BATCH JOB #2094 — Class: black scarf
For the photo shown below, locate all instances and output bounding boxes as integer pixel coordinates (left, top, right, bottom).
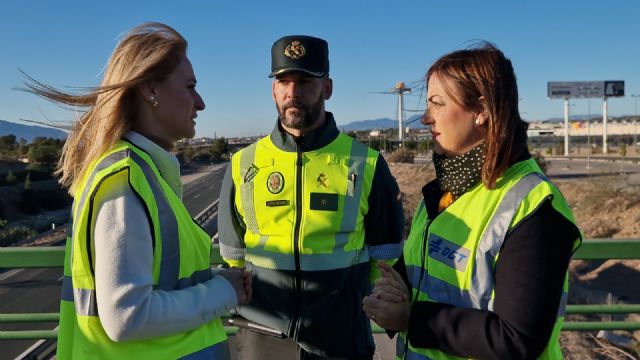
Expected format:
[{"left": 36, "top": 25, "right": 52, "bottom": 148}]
[{"left": 433, "top": 142, "right": 486, "bottom": 198}]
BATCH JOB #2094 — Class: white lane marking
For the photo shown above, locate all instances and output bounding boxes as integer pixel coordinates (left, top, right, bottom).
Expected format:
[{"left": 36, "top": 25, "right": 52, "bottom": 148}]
[
  {"left": 0, "top": 269, "right": 23, "bottom": 282},
  {"left": 14, "top": 326, "right": 59, "bottom": 360}
]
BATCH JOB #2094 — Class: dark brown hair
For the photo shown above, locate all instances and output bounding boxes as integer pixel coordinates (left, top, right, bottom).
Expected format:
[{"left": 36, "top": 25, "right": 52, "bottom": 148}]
[{"left": 427, "top": 41, "right": 528, "bottom": 189}]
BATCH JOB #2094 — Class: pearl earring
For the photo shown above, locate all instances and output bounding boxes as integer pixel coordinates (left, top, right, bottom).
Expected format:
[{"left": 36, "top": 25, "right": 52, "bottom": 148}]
[
  {"left": 475, "top": 118, "right": 481, "bottom": 125},
  {"left": 150, "top": 96, "right": 158, "bottom": 108}
]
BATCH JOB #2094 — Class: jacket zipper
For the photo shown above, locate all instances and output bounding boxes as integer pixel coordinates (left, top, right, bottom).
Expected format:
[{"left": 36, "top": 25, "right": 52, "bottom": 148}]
[{"left": 291, "top": 141, "right": 304, "bottom": 339}]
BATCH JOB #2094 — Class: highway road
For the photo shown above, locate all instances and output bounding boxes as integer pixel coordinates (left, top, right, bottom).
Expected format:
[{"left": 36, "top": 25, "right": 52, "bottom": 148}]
[
  {"left": 0, "top": 163, "right": 228, "bottom": 360},
  {"left": 545, "top": 157, "right": 640, "bottom": 178}
]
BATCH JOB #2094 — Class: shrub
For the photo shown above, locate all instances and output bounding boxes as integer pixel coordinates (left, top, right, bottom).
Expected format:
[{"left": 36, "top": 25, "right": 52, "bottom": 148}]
[
  {"left": 0, "top": 225, "right": 37, "bottom": 246},
  {"left": 532, "top": 152, "right": 549, "bottom": 173},
  {"left": 387, "top": 148, "right": 414, "bottom": 163},
  {"left": 5, "top": 170, "right": 16, "bottom": 184}
]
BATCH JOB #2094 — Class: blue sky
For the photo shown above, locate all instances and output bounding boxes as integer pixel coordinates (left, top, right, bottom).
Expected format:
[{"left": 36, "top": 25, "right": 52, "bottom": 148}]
[{"left": 1, "top": 0, "right": 639, "bottom": 138}]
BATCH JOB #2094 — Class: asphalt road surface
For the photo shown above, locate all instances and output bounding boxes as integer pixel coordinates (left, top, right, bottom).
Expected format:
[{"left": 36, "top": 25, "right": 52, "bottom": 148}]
[
  {"left": 545, "top": 157, "right": 640, "bottom": 178},
  {"left": 0, "top": 163, "right": 228, "bottom": 360}
]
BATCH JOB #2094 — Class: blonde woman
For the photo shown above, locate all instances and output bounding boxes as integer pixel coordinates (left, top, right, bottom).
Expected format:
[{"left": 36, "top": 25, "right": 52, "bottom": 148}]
[{"left": 24, "top": 22, "right": 251, "bottom": 359}]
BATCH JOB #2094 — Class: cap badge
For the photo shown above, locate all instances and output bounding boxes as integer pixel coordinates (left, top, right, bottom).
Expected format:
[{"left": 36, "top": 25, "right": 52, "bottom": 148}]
[
  {"left": 284, "top": 41, "right": 306, "bottom": 60},
  {"left": 267, "top": 172, "right": 285, "bottom": 194}
]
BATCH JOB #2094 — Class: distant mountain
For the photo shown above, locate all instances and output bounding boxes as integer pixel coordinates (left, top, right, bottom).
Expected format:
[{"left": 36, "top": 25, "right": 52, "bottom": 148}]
[
  {"left": 338, "top": 115, "right": 425, "bottom": 132},
  {"left": 0, "top": 119, "right": 67, "bottom": 142}
]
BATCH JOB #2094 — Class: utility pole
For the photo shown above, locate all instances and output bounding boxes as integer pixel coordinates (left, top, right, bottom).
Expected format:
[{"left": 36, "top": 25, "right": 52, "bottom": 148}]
[
  {"left": 392, "top": 82, "right": 411, "bottom": 145},
  {"left": 632, "top": 94, "right": 639, "bottom": 151}
]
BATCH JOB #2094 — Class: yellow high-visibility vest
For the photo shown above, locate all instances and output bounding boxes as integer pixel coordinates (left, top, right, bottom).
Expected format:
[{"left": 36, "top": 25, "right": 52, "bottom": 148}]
[
  {"left": 399, "top": 158, "right": 581, "bottom": 360},
  {"left": 57, "top": 141, "right": 227, "bottom": 359}
]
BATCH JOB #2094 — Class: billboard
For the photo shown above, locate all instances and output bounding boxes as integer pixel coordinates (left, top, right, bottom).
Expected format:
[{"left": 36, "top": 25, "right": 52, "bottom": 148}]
[{"left": 547, "top": 81, "right": 625, "bottom": 99}]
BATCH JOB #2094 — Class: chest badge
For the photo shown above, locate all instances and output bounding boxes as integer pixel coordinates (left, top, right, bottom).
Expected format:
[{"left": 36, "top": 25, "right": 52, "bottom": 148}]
[
  {"left": 267, "top": 171, "right": 285, "bottom": 194},
  {"left": 317, "top": 173, "right": 328, "bottom": 188}
]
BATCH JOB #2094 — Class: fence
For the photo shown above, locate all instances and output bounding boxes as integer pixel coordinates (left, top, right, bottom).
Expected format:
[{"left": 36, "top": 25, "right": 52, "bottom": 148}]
[{"left": 2, "top": 238, "right": 640, "bottom": 342}]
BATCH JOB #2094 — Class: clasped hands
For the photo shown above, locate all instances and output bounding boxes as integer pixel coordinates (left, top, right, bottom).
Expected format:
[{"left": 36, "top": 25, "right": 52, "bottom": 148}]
[
  {"left": 218, "top": 267, "right": 253, "bottom": 305},
  {"left": 362, "top": 262, "right": 411, "bottom": 331}
]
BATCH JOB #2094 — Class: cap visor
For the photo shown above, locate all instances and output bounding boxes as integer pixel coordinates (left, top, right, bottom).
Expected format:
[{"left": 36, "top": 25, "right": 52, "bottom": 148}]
[{"left": 269, "top": 68, "right": 325, "bottom": 78}]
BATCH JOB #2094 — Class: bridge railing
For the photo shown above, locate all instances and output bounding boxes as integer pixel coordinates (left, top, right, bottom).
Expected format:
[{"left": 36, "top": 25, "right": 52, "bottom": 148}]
[{"left": 1, "top": 239, "right": 640, "bottom": 340}]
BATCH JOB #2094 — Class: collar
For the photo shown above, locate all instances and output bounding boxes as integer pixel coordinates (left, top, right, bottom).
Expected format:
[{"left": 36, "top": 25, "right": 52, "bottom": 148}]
[
  {"left": 269, "top": 112, "right": 340, "bottom": 152},
  {"left": 123, "top": 131, "right": 183, "bottom": 198}
]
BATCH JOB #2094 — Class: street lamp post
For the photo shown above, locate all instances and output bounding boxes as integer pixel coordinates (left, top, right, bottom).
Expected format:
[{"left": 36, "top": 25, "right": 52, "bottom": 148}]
[
  {"left": 632, "top": 94, "right": 639, "bottom": 152},
  {"left": 586, "top": 99, "right": 591, "bottom": 170}
]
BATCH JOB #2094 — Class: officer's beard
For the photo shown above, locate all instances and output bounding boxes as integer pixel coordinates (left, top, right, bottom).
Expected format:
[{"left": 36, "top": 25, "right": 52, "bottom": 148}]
[{"left": 277, "top": 92, "right": 324, "bottom": 131}]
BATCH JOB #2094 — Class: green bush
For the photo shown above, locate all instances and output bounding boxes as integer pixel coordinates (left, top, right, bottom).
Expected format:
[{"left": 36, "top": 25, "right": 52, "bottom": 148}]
[
  {"left": 19, "top": 187, "right": 71, "bottom": 214},
  {"left": 532, "top": 152, "right": 549, "bottom": 173},
  {"left": 0, "top": 225, "right": 37, "bottom": 246},
  {"left": 5, "top": 170, "right": 17, "bottom": 184},
  {"left": 387, "top": 148, "right": 414, "bottom": 163}
]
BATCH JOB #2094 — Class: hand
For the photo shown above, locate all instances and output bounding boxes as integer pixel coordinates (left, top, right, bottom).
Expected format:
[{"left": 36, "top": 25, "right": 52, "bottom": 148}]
[
  {"left": 372, "top": 262, "right": 409, "bottom": 303},
  {"left": 218, "top": 268, "right": 252, "bottom": 305},
  {"left": 362, "top": 293, "right": 410, "bottom": 331},
  {"left": 362, "top": 262, "right": 411, "bottom": 331}
]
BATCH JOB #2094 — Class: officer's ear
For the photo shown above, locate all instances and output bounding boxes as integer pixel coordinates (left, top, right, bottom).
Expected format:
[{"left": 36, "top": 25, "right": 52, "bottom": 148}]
[
  {"left": 272, "top": 80, "right": 277, "bottom": 102},
  {"left": 323, "top": 77, "right": 333, "bottom": 100}
]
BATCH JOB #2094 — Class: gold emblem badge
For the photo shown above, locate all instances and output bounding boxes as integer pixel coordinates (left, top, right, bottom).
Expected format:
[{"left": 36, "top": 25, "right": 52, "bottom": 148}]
[
  {"left": 284, "top": 41, "right": 306, "bottom": 59},
  {"left": 317, "top": 173, "right": 328, "bottom": 188},
  {"left": 267, "top": 172, "right": 285, "bottom": 194}
]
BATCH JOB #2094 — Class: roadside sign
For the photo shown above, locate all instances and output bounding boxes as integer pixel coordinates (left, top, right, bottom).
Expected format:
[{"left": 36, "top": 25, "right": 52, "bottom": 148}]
[{"left": 547, "top": 81, "right": 625, "bottom": 99}]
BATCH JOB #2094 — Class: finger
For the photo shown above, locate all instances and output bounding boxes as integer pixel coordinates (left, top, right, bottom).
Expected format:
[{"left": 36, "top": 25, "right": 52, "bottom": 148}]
[
  {"left": 377, "top": 261, "right": 393, "bottom": 272},
  {"left": 374, "top": 277, "right": 407, "bottom": 295},
  {"left": 372, "top": 291, "right": 406, "bottom": 303}
]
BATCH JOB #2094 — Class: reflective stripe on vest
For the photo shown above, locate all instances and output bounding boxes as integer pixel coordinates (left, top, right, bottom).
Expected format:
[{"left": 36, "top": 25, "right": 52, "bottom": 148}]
[
  {"left": 396, "top": 336, "right": 435, "bottom": 360},
  {"left": 179, "top": 340, "right": 229, "bottom": 359},
  {"left": 61, "top": 268, "right": 212, "bottom": 316},
  {"left": 469, "top": 172, "right": 545, "bottom": 311}
]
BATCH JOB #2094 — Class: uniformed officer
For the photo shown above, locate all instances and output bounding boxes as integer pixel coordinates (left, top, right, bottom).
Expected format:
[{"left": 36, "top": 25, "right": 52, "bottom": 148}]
[{"left": 218, "top": 35, "right": 404, "bottom": 360}]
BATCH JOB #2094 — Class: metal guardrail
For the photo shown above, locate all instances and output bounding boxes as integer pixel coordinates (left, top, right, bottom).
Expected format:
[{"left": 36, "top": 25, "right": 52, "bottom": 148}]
[
  {"left": 2, "top": 239, "right": 640, "bottom": 341},
  {"left": 194, "top": 199, "right": 219, "bottom": 225}
]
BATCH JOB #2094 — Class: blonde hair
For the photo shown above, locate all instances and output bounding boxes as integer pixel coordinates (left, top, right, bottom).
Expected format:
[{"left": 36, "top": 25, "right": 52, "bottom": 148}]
[{"left": 23, "top": 22, "right": 187, "bottom": 194}]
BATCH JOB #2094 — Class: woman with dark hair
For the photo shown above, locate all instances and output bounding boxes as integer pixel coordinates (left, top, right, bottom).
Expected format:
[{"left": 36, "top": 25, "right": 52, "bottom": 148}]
[
  {"left": 24, "top": 22, "right": 251, "bottom": 359},
  {"left": 362, "top": 42, "right": 581, "bottom": 359}
]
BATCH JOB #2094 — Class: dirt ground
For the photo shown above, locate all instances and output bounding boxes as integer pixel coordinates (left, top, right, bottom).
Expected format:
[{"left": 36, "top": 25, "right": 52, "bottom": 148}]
[{"left": 388, "top": 162, "right": 640, "bottom": 359}]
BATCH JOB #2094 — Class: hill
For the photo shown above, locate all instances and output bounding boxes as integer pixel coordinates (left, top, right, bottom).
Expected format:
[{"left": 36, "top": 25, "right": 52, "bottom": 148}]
[
  {"left": 338, "top": 114, "right": 425, "bottom": 132},
  {"left": 0, "top": 119, "right": 67, "bottom": 142}
]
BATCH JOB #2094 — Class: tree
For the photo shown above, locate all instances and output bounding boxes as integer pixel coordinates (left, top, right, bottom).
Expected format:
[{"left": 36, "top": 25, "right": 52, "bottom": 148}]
[
  {"left": 24, "top": 171, "right": 32, "bottom": 190},
  {"left": 5, "top": 170, "right": 17, "bottom": 184},
  {"left": 0, "top": 134, "right": 17, "bottom": 160},
  {"left": 404, "top": 140, "right": 418, "bottom": 151},
  {"left": 209, "top": 138, "right": 229, "bottom": 161},
  {"left": 418, "top": 139, "right": 431, "bottom": 154},
  {"left": 27, "top": 144, "right": 60, "bottom": 165}
]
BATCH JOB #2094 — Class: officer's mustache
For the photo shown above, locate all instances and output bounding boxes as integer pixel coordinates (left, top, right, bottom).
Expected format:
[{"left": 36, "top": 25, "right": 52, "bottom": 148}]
[{"left": 283, "top": 100, "right": 307, "bottom": 112}]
